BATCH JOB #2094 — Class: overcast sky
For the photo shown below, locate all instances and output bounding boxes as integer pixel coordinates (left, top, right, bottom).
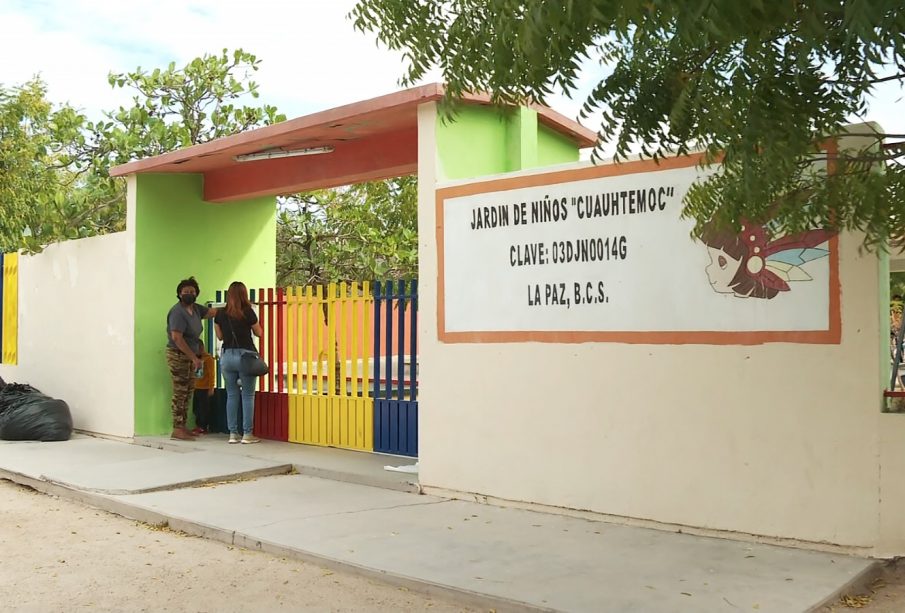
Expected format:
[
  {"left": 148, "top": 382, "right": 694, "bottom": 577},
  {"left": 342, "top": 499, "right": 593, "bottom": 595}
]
[{"left": 1, "top": 0, "right": 902, "bottom": 144}]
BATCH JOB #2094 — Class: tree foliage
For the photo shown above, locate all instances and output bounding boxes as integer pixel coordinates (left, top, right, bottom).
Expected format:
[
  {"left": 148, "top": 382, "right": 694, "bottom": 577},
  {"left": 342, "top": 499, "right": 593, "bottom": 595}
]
[
  {"left": 79, "top": 48, "right": 286, "bottom": 247},
  {"left": 277, "top": 176, "right": 418, "bottom": 286},
  {"left": 0, "top": 50, "right": 285, "bottom": 253},
  {"left": 92, "top": 49, "right": 283, "bottom": 166},
  {"left": 352, "top": 0, "right": 905, "bottom": 246},
  {"left": 1, "top": 49, "right": 419, "bottom": 284},
  {"left": 0, "top": 80, "right": 88, "bottom": 252}
]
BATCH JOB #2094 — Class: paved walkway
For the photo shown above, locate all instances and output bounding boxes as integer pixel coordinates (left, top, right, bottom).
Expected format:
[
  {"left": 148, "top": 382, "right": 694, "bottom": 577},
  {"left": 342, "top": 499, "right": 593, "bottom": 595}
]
[{"left": 0, "top": 434, "right": 876, "bottom": 612}]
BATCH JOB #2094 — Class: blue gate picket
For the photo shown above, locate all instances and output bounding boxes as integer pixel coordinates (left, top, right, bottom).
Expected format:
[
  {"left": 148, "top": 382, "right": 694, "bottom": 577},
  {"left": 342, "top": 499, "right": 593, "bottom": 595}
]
[{"left": 373, "top": 279, "right": 418, "bottom": 457}]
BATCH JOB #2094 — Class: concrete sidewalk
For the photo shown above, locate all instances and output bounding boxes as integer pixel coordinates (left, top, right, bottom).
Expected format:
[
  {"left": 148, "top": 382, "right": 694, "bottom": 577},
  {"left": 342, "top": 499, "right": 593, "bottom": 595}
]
[
  {"left": 0, "top": 436, "right": 292, "bottom": 494},
  {"left": 133, "top": 432, "right": 421, "bottom": 493},
  {"left": 0, "top": 435, "right": 876, "bottom": 612}
]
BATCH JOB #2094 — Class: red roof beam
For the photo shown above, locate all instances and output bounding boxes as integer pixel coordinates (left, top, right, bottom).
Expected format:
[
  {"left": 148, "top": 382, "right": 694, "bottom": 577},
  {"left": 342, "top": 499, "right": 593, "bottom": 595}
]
[{"left": 202, "top": 127, "right": 418, "bottom": 202}]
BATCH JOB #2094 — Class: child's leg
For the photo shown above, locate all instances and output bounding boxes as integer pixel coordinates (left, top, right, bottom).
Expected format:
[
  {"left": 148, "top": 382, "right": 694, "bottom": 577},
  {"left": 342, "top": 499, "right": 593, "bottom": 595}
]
[
  {"left": 198, "top": 390, "right": 211, "bottom": 430},
  {"left": 192, "top": 389, "right": 204, "bottom": 428}
]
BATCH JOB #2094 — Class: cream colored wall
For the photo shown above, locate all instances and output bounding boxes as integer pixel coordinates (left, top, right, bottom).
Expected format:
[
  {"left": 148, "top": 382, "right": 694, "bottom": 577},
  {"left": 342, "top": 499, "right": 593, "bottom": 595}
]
[
  {"left": 418, "top": 106, "right": 893, "bottom": 550},
  {"left": 0, "top": 228, "right": 135, "bottom": 438},
  {"left": 878, "top": 414, "right": 905, "bottom": 555}
]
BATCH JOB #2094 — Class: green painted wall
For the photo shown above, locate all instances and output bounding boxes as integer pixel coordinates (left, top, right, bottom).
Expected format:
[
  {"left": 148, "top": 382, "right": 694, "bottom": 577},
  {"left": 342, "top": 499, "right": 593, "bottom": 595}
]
[
  {"left": 506, "top": 108, "right": 538, "bottom": 170},
  {"left": 436, "top": 105, "right": 581, "bottom": 181},
  {"left": 133, "top": 173, "right": 276, "bottom": 435},
  {"left": 537, "top": 123, "right": 580, "bottom": 166},
  {"left": 436, "top": 106, "right": 510, "bottom": 181}
]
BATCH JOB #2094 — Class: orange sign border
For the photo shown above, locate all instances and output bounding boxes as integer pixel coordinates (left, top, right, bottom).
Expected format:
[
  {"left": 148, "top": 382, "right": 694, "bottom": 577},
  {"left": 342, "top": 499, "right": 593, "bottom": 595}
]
[{"left": 435, "top": 153, "right": 841, "bottom": 345}]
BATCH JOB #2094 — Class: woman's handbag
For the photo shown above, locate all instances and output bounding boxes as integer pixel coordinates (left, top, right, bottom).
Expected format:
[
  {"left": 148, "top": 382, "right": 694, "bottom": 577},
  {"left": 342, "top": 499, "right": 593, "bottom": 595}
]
[
  {"left": 240, "top": 351, "right": 269, "bottom": 377},
  {"left": 226, "top": 315, "right": 269, "bottom": 376}
]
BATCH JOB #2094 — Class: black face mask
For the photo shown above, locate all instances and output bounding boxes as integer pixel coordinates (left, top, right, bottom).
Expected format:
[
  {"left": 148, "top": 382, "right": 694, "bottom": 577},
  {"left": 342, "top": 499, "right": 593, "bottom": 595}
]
[{"left": 179, "top": 294, "right": 197, "bottom": 305}]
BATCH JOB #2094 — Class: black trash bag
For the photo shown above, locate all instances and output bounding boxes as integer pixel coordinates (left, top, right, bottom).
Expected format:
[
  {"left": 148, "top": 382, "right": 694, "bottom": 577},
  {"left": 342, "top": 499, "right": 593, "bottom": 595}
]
[{"left": 0, "top": 383, "right": 73, "bottom": 441}]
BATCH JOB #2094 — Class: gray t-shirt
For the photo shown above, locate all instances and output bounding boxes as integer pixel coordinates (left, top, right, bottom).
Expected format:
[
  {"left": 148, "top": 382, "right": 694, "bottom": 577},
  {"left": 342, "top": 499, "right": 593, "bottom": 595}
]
[{"left": 166, "top": 302, "right": 209, "bottom": 354}]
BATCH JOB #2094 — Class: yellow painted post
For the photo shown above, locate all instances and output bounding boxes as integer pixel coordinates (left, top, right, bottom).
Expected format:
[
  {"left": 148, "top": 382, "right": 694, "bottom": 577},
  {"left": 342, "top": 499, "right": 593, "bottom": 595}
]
[
  {"left": 310, "top": 285, "right": 321, "bottom": 444},
  {"left": 362, "top": 281, "right": 373, "bottom": 450},
  {"left": 288, "top": 286, "right": 308, "bottom": 445},
  {"left": 2, "top": 253, "right": 18, "bottom": 365},
  {"left": 350, "top": 281, "right": 360, "bottom": 399},
  {"left": 307, "top": 285, "right": 316, "bottom": 442},
  {"left": 305, "top": 285, "right": 314, "bottom": 396},
  {"left": 351, "top": 282, "right": 362, "bottom": 448},
  {"left": 339, "top": 282, "right": 348, "bottom": 399},
  {"left": 338, "top": 282, "right": 348, "bottom": 447},
  {"left": 288, "top": 394, "right": 298, "bottom": 442},
  {"left": 286, "top": 287, "right": 299, "bottom": 443},
  {"left": 286, "top": 287, "right": 296, "bottom": 395},
  {"left": 325, "top": 282, "right": 336, "bottom": 445},
  {"left": 327, "top": 282, "right": 337, "bottom": 395},
  {"left": 317, "top": 283, "right": 336, "bottom": 445},
  {"left": 315, "top": 284, "right": 323, "bottom": 396},
  {"left": 362, "top": 282, "right": 371, "bottom": 401}
]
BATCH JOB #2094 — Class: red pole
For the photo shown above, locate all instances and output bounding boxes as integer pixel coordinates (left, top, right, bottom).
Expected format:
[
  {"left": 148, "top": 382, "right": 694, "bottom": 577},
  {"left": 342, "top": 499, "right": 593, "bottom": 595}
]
[
  {"left": 266, "top": 287, "right": 275, "bottom": 393},
  {"left": 276, "top": 287, "right": 285, "bottom": 395}
]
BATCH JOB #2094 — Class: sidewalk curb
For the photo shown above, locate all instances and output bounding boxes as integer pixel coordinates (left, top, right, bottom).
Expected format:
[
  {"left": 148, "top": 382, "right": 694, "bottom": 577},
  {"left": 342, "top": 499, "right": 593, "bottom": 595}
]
[
  {"left": 291, "top": 464, "right": 422, "bottom": 494},
  {"left": 0, "top": 468, "right": 550, "bottom": 613},
  {"left": 131, "top": 437, "right": 421, "bottom": 494},
  {"left": 806, "top": 559, "right": 884, "bottom": 611},
  {"left": 43, "top": 463, "right": 294, "bottom": 495}
]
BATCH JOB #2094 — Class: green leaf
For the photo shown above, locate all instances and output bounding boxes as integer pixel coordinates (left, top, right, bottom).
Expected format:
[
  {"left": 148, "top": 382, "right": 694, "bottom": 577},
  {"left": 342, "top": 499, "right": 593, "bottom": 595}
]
[{"left": 350, "top": 0, "right": 905, "bottom": 246}]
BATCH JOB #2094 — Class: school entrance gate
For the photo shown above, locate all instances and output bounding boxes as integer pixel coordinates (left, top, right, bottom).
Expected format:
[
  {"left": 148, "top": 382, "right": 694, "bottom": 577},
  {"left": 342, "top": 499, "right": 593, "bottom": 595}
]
[
  {"left": 111, "top": 83, "right": 591, "bottom": 458},
  {"left": 205, "top": 281, "right": 419, "bottom": 457}
]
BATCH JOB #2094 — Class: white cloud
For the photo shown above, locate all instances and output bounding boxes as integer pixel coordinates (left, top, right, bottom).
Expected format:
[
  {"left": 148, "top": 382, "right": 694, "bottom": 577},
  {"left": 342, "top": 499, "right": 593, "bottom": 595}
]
[
  {"left": 0, "top": 0, "right": 901, "bottom": 143},
  {"left": 0, "top": 0, "right": 423, "bottom": 120}
]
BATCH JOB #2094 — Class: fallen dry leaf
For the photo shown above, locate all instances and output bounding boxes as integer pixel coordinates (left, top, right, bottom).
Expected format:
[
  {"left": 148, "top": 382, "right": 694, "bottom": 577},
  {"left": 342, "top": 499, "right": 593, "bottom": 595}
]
[{"left": 839, "top": 594, "right": 872, "bottom": 608}]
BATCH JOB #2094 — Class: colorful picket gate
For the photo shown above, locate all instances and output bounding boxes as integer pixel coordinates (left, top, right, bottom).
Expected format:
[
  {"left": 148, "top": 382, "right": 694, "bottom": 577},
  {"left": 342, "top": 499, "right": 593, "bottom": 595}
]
[
  {"left": 206, "top": 280, "right": 418, "bottom": 457},
  {"left": 1, "top": 253, "right": 18, "bottom": 365},
  {"left": 374, "top": 280, "right": 418, "bottom": 456},
  {"left": 284, "top": 282, "right": 374, "bottom": 450},
  {"left": 254, "top": 288, "right": 290, "bottom": 442}
]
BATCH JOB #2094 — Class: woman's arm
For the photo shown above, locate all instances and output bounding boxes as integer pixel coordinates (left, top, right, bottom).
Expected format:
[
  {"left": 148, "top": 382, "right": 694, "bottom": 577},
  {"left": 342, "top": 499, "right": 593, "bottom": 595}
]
[
  {"left": 170, "top": 330, "right": 201, "bottom": 369},
  {"left": 251, "top": 322, "right": 263, "bottom": 338},
  {"left": 214, "top": 323, "right": 224, "bottom": 341}
]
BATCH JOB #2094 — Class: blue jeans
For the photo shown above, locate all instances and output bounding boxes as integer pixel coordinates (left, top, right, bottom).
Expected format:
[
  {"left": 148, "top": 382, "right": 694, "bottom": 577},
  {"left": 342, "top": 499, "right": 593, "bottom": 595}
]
[{"left": 220, "top": 348, "right": 258, "bottom": 435}]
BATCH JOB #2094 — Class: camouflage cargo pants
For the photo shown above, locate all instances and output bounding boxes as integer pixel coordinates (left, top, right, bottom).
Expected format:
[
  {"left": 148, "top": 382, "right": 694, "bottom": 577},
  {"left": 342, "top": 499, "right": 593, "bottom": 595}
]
[{"left": 166, "top": 347, "right": 194, "bottom": 428}]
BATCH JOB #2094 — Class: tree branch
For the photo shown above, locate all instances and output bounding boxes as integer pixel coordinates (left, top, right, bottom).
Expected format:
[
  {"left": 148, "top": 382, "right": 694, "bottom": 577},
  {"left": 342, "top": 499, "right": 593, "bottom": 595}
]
[{"left": 824, "top": 72, "right": 905, "bottom": 85}]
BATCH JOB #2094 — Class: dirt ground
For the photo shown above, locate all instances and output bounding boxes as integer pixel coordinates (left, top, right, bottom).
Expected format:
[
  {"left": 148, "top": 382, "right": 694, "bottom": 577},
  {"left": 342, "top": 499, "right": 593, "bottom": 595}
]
[
  {"left": 823, "top": 560, "right": 905, "bottom": 612},
  {"left": 0, "top": 479, "right": 473, "bottom": 612},
  {"left": 12, "top": 476, "right": 905, "bottom": 613}
]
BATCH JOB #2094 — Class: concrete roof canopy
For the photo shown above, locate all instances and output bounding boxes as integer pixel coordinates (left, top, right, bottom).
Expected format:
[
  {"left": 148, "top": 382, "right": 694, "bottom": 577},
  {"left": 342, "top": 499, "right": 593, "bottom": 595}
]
[{"left": 110, "top": 83, "right": 597, "bottom": 202}]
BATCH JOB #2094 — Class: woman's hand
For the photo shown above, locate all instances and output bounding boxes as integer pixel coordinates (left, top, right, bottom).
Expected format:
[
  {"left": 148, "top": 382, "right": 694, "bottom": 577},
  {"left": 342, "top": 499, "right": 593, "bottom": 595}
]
[{"left": 171, "top": 330, "right": 199, "bottom": 366}]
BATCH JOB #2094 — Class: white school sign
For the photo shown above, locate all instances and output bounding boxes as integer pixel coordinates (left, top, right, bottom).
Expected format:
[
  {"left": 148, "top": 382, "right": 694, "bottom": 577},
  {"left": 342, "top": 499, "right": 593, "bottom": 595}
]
[{"left": 436, "top": 155, "right": 839, "bottom": 344}]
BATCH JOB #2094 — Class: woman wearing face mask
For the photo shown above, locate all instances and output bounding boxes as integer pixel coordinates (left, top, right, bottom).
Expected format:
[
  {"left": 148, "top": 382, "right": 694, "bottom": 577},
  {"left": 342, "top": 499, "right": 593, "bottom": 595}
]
[{"left": 166, "top": 276, "right": 217, "bottom": 440}]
